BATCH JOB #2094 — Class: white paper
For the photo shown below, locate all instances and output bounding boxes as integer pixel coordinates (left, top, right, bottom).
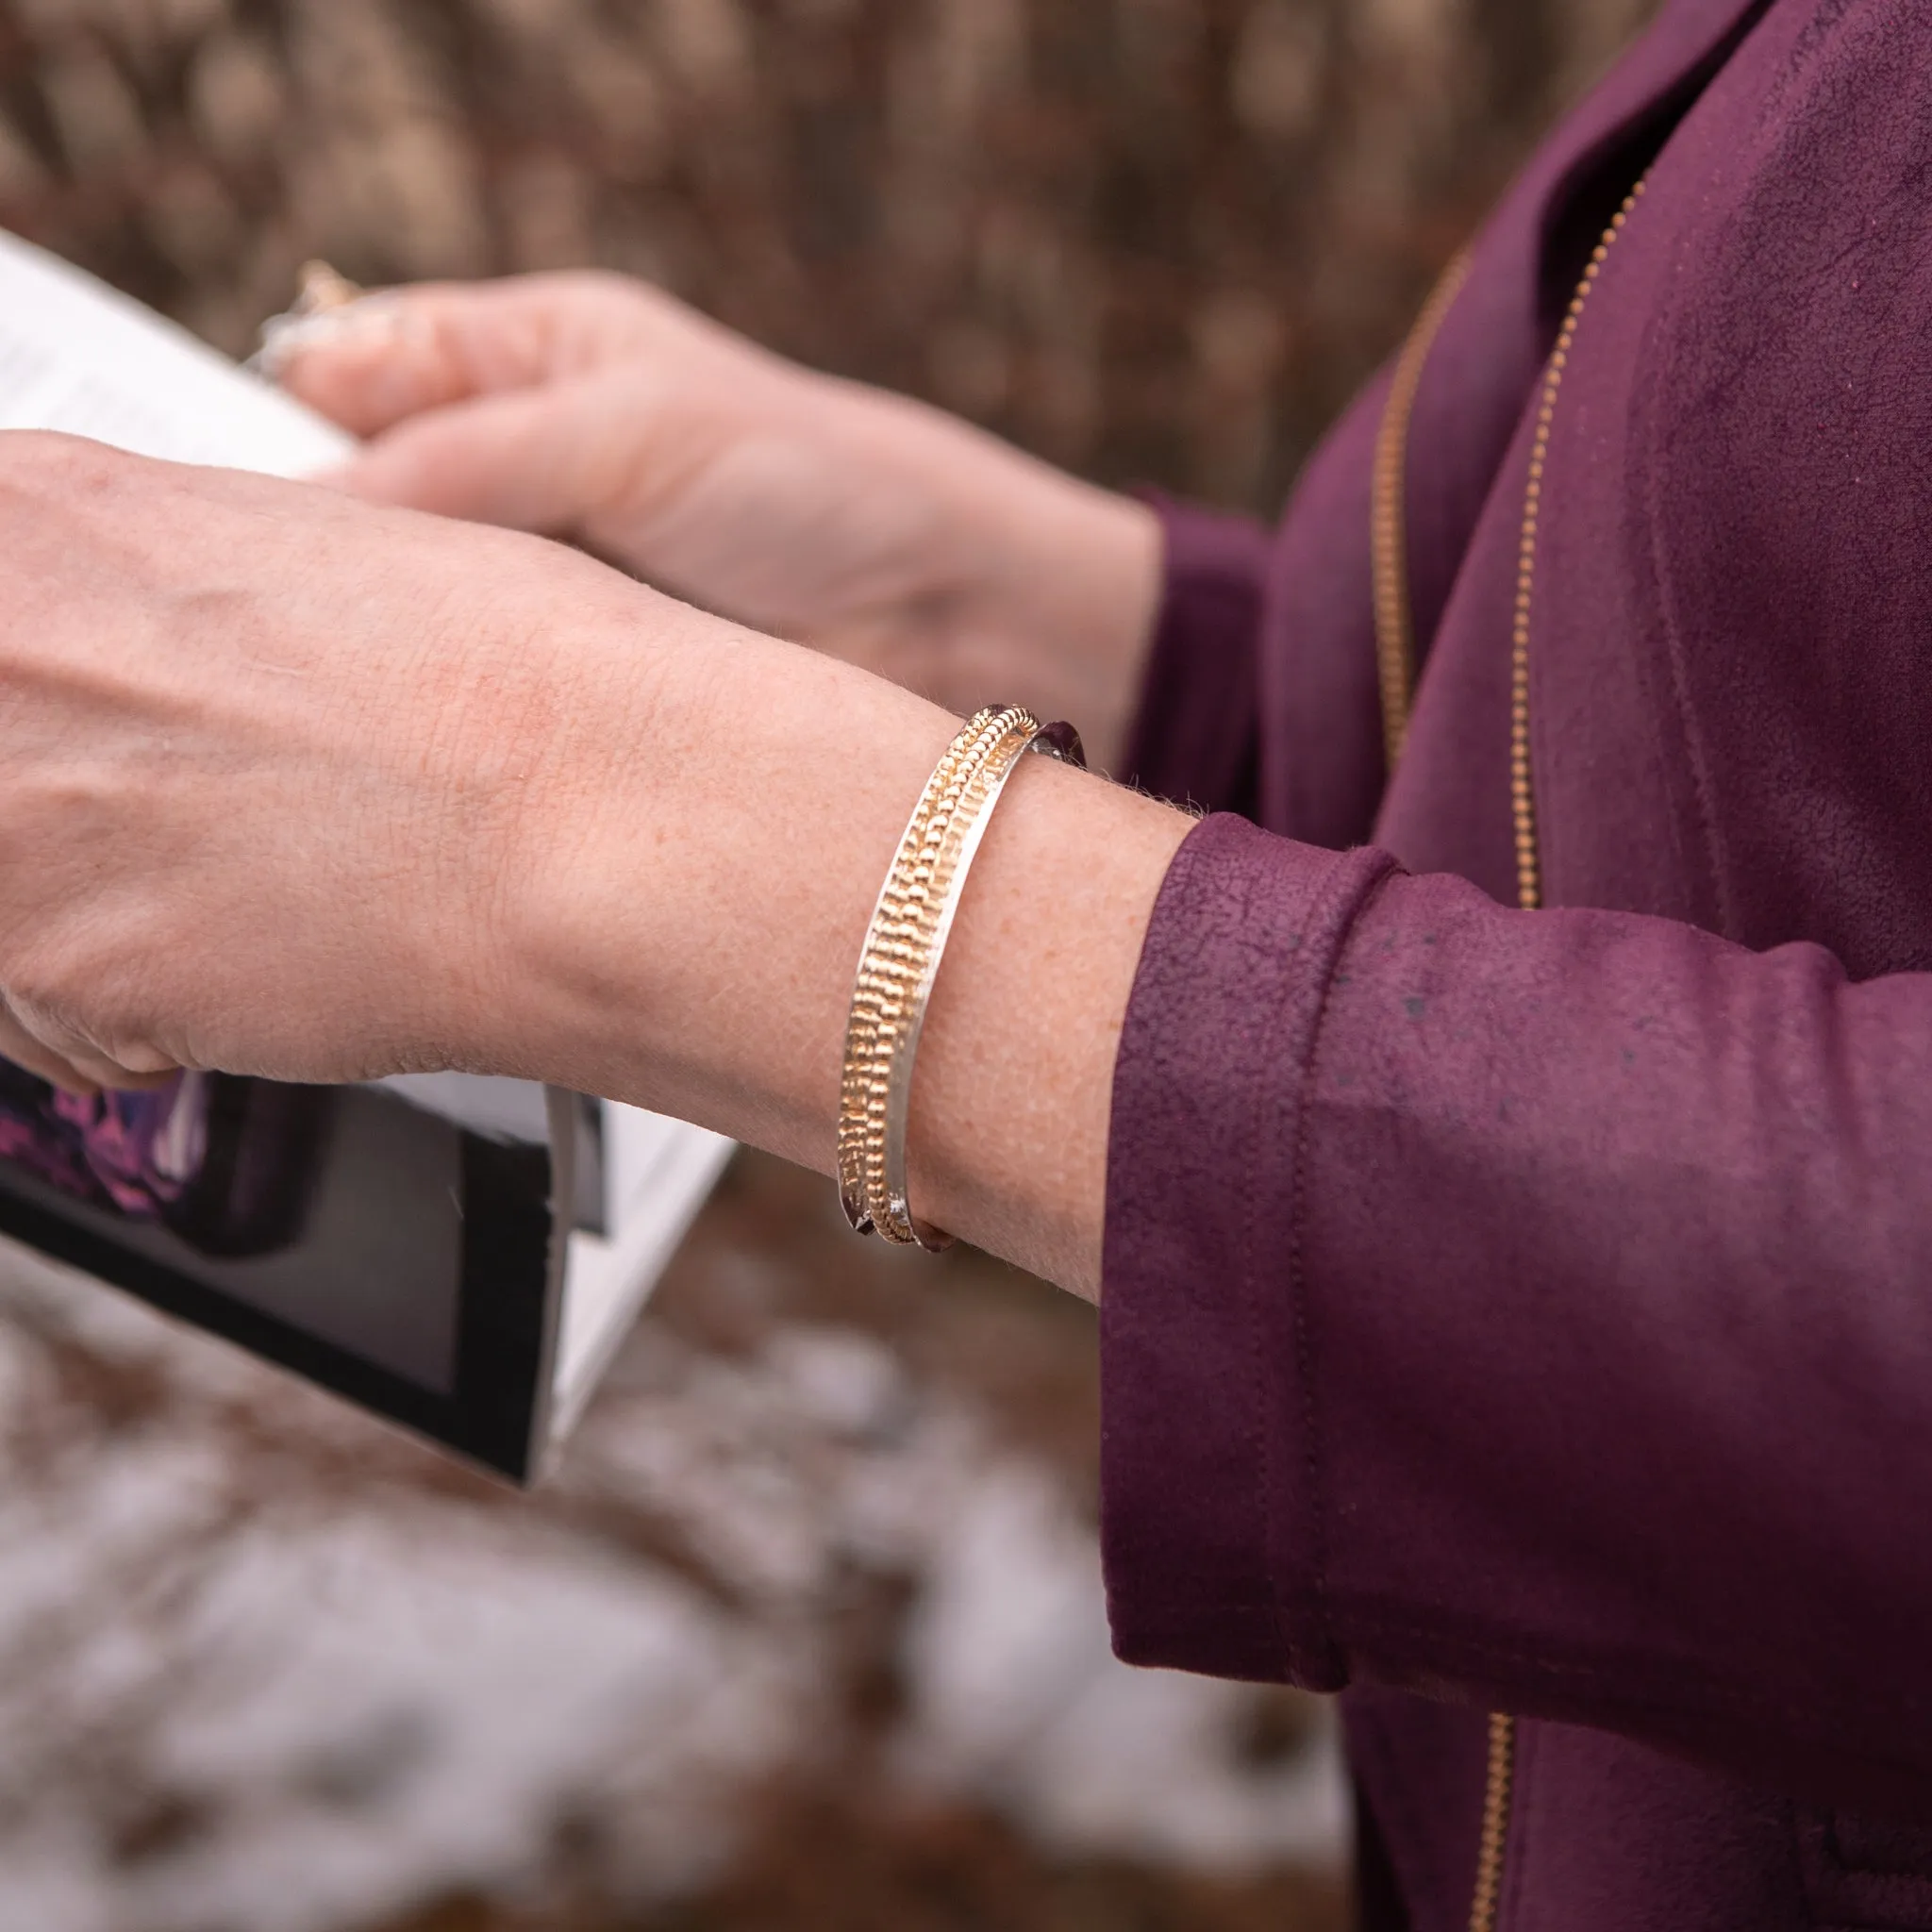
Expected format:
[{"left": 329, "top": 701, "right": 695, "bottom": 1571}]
[
  {"left": 552, "top": 1111, "right": 734, "bottom": 1437},
  {"left": 0, "top": 229, "right": 352, "bottom": 474}
]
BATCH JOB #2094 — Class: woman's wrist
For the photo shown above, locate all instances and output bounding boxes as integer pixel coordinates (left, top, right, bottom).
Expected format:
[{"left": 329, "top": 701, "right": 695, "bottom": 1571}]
[
  {"left": 494, "top": 589, "right": 1189, "bottom": 1295},
  {"left": 923, "top": 441, "right": 1163, "bottom": 774},
  {"left": 897, "top": 741, "right": 1191, "bottom": 1288},
  {"left": 798, "top": 379, "right": 1164, "bottom": 772}
]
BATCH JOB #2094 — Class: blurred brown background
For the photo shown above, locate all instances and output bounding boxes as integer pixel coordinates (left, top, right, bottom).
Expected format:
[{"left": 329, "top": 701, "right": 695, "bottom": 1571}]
[
  {"left": 0, "top": 0, "right": 1658, "bottom": 511},
  {"left": 0, "top": 3, "right": 1656, "bottom": 1929}
]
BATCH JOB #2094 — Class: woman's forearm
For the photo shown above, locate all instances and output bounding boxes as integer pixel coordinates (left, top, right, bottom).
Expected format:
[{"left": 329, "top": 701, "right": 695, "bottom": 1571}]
[
  {"left": 496, "top": 607, "right": 1191, "bottom": 1296},
  {"left": 0, "top": 434, "right": 1182, "bottom": 1292}
]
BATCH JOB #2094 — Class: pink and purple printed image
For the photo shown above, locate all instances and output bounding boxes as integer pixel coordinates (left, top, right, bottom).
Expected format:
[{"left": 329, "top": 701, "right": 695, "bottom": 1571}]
[{"left": 0, "top": 1067, "right": 208, "bottom": 1221}]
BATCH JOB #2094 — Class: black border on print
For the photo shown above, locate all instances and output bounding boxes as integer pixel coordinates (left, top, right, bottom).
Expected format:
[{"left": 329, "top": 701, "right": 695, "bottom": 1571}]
[{"left": 0, "top": 1120, "right": 554, "bottom": 1483}]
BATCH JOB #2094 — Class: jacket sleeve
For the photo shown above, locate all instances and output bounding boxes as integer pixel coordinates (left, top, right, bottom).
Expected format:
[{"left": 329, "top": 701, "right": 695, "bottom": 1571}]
[
  {"left": 1121, "top": 368, "right": 1397, "bottom": 843},
  {"left": 1118, "top": 496, "right": 1269, "bottom": 817},
  {"left": 1101, "top": 813, "right": 1932, "bottom": 1816}
]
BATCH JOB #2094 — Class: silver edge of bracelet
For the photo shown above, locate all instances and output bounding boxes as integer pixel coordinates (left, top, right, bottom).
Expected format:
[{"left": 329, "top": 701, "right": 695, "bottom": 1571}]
[{"left": 882, "top": 719, "right": 1086, "bottom": 1251}]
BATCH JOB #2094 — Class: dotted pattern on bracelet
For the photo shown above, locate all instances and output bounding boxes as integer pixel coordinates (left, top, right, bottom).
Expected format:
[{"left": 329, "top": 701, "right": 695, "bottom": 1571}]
[
  {"left": 836, "top": 707, "right": 1008, "bottom": 1230},
  {"left": 837, "top": 706, "right": 1038, "bottom": 1242},
  {"left": 875, "top": 716, "right": 1043, "bottom": 1243},
  {"left": 838, "top": 707, "right": 1031, "bottom": 1239}
]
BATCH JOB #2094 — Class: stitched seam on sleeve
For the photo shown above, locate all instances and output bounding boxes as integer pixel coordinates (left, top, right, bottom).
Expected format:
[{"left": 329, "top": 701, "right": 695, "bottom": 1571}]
[
  {"left": 1231, "top": 861, "right": 1293, "bottom": 1677},
  {"left": 1261, "top": 848, "right": 1401, "bottom": 1686}
]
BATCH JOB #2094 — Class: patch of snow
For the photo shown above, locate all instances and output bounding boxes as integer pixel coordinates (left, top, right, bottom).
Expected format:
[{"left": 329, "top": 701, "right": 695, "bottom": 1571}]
[
  {"left": 0, "top": 1254, "right": 1347, "bottom": 1929},
  {"left": 896, "top": 1461, "right": 1350, "bottom": 1870}
]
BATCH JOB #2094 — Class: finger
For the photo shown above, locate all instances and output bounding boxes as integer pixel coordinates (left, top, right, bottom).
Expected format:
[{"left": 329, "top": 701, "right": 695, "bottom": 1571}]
[
  {"left": 0, "top": 1007, "right": 103, "bottom": 1097},
  {"left": 320, "top": 382, "right": 631, "bottom": 535},
  {"left": 276, "top": 275, "right": 645, "bottom": 441},
  {"left": 0, "top": 995, "right": 180, "bottom": 1095}
]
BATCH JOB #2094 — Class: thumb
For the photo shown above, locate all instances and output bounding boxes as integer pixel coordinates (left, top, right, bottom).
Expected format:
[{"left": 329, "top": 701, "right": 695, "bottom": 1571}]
[
  {"left": 316, "top": 382, "right": 625, "bottom": 537},
  {"left": 275, "top": 275, "right": 641, "bottom": 441}
]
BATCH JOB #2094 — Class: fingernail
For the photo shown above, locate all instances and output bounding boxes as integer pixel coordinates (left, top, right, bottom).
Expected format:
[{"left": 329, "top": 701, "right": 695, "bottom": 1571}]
[
  {"left": 296, "top": 259, "right": 365, "bottom": 311},
  {"left": 249, "top": 295, "right": 404, "bottom": 382}
]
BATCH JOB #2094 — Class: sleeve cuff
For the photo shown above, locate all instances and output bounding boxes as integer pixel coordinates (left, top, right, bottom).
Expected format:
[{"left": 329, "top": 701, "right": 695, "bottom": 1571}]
[
  {"left": 1119, "top": 497, "right": 1271, "bottom": 815},
  {"left": 1099, "top": 812, "right": 1396, "bottom": 1685}
]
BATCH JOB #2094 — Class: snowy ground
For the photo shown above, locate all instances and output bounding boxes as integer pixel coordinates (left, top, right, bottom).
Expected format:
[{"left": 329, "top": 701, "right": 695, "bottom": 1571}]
[{"left": 0, "top": 1154, "right": 1346, "bottom": 1932}]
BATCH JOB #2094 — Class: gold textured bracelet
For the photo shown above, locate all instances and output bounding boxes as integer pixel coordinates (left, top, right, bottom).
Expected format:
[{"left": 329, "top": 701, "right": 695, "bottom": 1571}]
[{"left": 838, "top": 706, "right": 1085, "bottom": 1250}]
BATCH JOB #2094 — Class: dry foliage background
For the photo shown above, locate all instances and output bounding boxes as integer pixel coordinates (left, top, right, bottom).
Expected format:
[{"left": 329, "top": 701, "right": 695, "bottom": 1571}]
[
  {"left": 0, "top": 2, "right": 1658, "bottom": 1929},
  {"left": 0, "top": 0, "right": 1657, "bottom": 510}
]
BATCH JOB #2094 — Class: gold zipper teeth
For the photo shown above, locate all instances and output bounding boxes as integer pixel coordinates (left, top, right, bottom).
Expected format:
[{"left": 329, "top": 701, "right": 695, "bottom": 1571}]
[
  {"left": 1468, "top": 1710, "right": 1517, "bottom": 1932},
  {"left": 1511, "top": 181, "right": 1646, "bottom": 918}
]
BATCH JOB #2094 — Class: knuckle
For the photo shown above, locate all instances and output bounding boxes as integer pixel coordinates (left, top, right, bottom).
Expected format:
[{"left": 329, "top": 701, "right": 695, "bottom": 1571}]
[
  {"left": 7, "top": 924, "right": 137, "bottom": 1050},
  {"left": 10, "top": 429, "right": 127, "bottom": 492},
  {"left": 0, "top": 432, "right": 158, "bottom": 544},
  {"left": 6, "top": 941, "right": 76, "bottom": 1028},
  {"left": 544, "top": 268, "right": 669, "bottom": 335},
  {"left": 0, "top": 428, "right": 70, "bottom": 495},
  {"left": 550, "top": 267, "right": 635, "bottom": 305}
]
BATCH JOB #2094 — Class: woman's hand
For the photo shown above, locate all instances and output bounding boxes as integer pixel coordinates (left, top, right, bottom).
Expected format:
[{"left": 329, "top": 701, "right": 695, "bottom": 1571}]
[
  {"left": 0, "top": 430, "right": 660, "bottom": 1093},
  {"left": 0, "top": 431, "right": 1188, "bottom": 1291},
  {"left": 276, "top": 273, "right": 1162, "bottom": 772}
]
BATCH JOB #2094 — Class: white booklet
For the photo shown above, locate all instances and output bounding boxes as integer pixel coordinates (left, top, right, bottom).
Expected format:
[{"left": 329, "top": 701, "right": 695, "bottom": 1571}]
[{"left": 0, "top": 228, "right": 732, "bottom": 1480}]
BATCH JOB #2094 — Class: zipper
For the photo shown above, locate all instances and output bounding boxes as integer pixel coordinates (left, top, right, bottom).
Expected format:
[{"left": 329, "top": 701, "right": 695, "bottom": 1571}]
[
  {"left": 1467, "top": 1711, "right": 1517, "bottom": 1932},
  {"left": 1369, "top": 180, "right": 1648, "bottom": 1932},
  {"left": 1511, "top": 182, "right": 1647, "bottom": 914},
  {"left": 1371, "top": 246, "right": 1472, "bottom": 771}
]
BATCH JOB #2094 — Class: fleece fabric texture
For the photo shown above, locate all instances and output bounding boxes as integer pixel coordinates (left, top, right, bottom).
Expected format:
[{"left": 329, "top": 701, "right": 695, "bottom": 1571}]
[{"left": 1103, "top": 1, "right": 1932, "bottom": 1927}]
